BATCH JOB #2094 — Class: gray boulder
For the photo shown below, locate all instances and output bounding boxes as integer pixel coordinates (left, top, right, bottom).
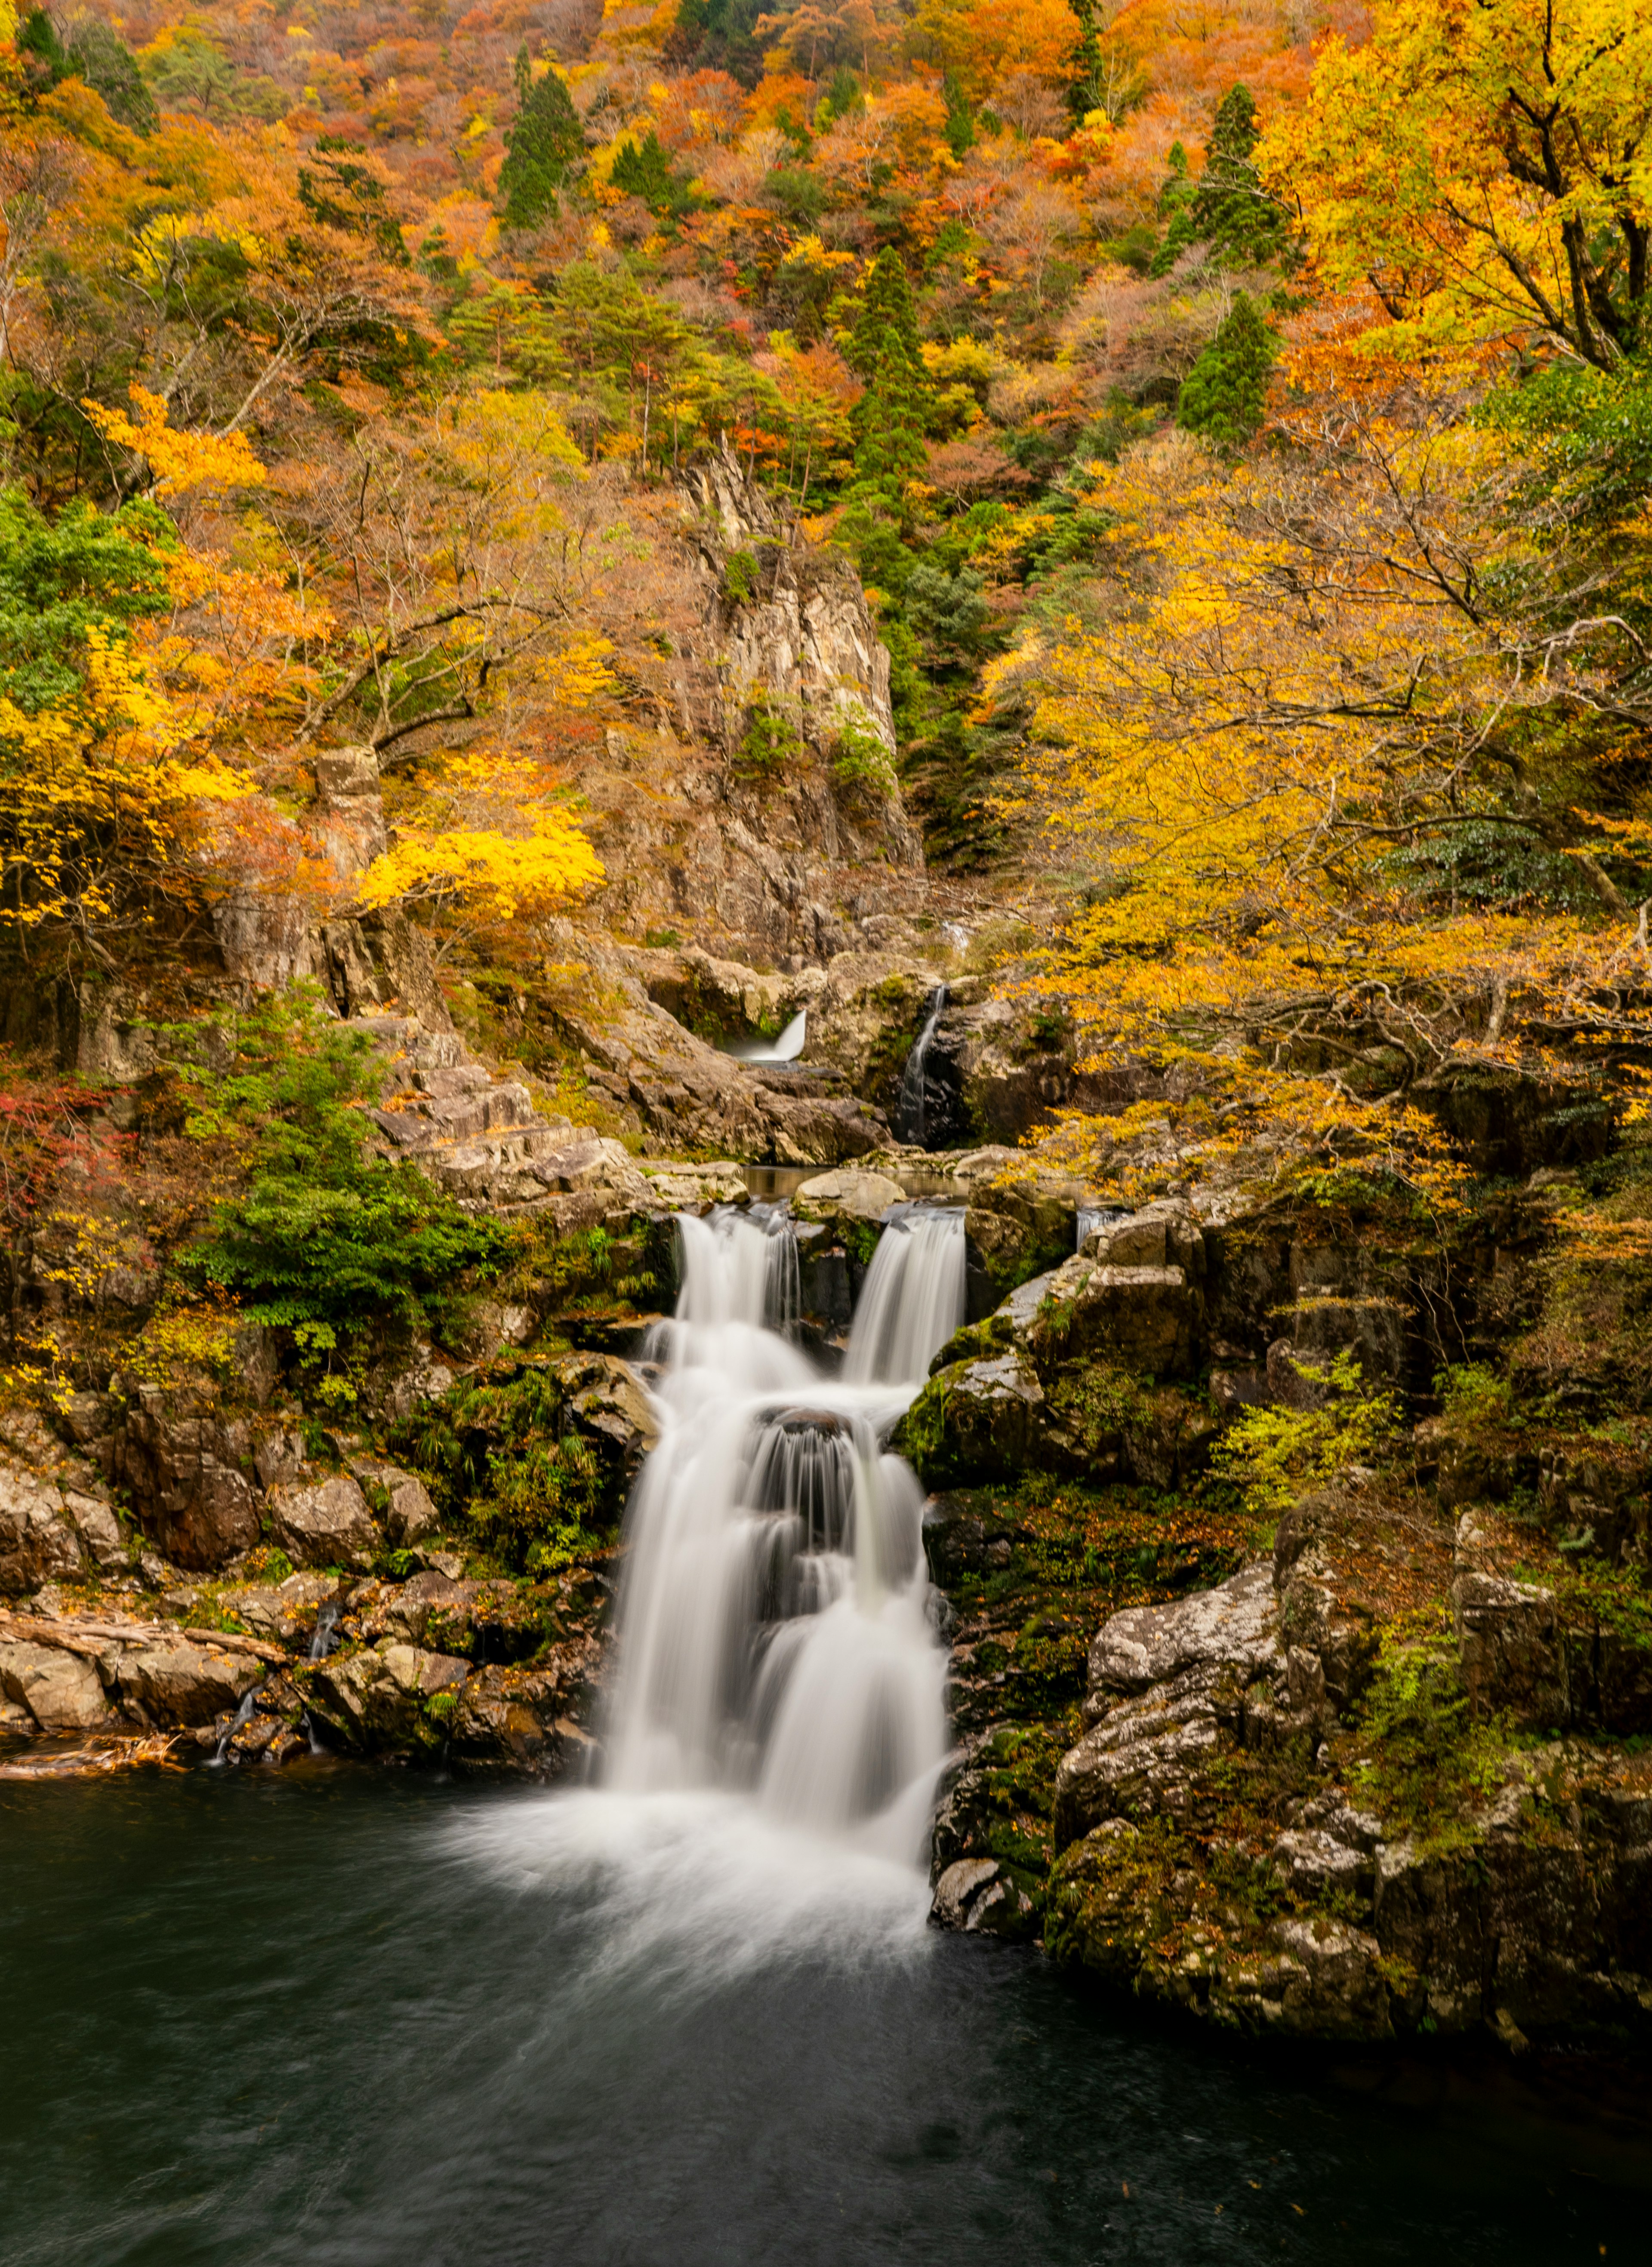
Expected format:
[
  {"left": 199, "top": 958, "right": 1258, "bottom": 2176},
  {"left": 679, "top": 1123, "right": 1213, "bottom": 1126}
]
[
  {"left": 0, "top": 1640, "right": 109, "bottom": 1731},
  {"left": 306, "top": 1641, "right": 470, "bottom": 1752},
  {"left": 349, "top": 1459, "right": 441, "bottom": 1549},
  {"left": 268, "top": 1474, "right": 378, "bottom": 1570},
  {"left": 117, "top": 1640, "right": 262, "bottom": 1727}
]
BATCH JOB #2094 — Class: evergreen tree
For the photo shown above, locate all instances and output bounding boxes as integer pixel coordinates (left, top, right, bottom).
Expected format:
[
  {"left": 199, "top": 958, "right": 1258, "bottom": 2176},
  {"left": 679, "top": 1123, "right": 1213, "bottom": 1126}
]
[
  {"left": 1149, "top": 89, "right": 1293, "bottom": 277},
  {"left": 299, "top": 139, "right": 409, "bottom": 265},
  {"left": 1177, "top": 292, "right": 1277, "bottom": 450},
  {"left": 1065, "top": 0, "right": 1104, "bottom": 123},
  {"left": 942, "top": 74, "right": 974, "bottom": 160},
  {"left": 1149, "top": 141, "right": 1197, "bottom": 275},
  {"left": 847, "top": 248, "right": 925, "bottom": 388},
  {"left": 1189, "top": 86, "right": 1292, "bottom": 267},
  {"left": 499, "top": 47, "right": 585, "bottom": 229},
  {"left": 17, "top": 7, "right": 156, "bottom": 133},
  {"left": 847, "top": 248, "right": 931, "bottom": 482},
  {"left": 661, "top": 0, "right": 765, "bottom": 89},
  {"left": 610, "top": 130, "right": 689, "bottom": 222}
]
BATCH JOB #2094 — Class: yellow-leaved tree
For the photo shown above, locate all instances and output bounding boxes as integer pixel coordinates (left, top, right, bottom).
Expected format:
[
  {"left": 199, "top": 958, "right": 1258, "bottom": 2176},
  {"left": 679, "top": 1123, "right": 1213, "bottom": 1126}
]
[
  {"left": 1263, "top": 0, "right": 1652, "bottom": 370},
  {"left": 991, "top": 348, "right": 1652, "bottom": 1180}
]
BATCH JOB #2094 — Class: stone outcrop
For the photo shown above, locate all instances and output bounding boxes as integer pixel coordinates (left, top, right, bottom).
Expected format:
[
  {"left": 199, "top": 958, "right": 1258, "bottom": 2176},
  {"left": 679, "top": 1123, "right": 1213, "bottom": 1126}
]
[
  {"left": 0, "top": 1447, "right": 96, "bottom": 1592},
  {"left": 101, "top": 1380, "right": 264, "bottom": 1571},
  {"left": 268, "top": 1474, "right": 379, "bottom": 1570},
  {"left": 1021, "top": 1546, "right": 1652, "bottom": 2045},
  {"left": 117, "top": 1639, "right": 264, "bottom": 1728},
  {"left": 0, "top": 1546, "right": 607, "bottom": 1770},
  {"left": 533, "top": 945, "right": 892, "bottom": 1164},
  {"left": 682, "top": 438, "right": 920, "bottom": 866}
]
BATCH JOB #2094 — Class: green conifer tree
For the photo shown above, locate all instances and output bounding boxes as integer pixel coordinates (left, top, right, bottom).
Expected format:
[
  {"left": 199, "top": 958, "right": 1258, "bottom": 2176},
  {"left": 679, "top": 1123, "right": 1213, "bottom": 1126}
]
[
  {"left": 846, "top": 248, "right": 931, "bottom": 482},
  {"left": 1149, "top": 142, "right": 1198, "bottom": 275},
  {"left": 610, "top": 130, "right": 687, "bottom": 221},
  {"left": 499, "top": 48, "right": 585, "bottom": 229},
  {"left": 1065, "top": 0, "right": 1104, "bottom": 123},
  {"left": 1189, "top": 86, "right": 1291, "bottom": 267},
  {"left": 1177, "top": 292, "right": 1277, "bottom": 450}
]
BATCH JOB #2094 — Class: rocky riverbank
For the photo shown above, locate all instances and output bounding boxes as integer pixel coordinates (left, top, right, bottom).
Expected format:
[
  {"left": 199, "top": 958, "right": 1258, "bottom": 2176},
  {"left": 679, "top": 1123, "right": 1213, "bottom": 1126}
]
[{"left": 909, "top": 1090, "right": 1652, "bottom": 2051}]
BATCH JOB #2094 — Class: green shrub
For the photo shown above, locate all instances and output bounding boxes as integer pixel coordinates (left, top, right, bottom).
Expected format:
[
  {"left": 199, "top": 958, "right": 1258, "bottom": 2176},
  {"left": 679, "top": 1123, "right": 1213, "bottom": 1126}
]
[
  {"left": 723, "top": 548, "right": 758, "bottom": 604},
  {"left": 1348, "top": 1642, "right": 1508, "bottom": 1852},
  {"left": 1436, "top": 1362, "right": 1518, "bottom": 1429},
  {"left": 734, "top": 691, "right": 802, "bottom": 779},
  {"left": 1212, "top": 1349, "right": 1397, "bottom": 1519},
  {"left": 394, "top": 1365, "right": 610, "bottom": 1573},
  {"left": 179, "top": 991, "right": 513, "bottom": 1394},
  {"left": 831, "top": 717, "right": 896, "bottom": 806}
]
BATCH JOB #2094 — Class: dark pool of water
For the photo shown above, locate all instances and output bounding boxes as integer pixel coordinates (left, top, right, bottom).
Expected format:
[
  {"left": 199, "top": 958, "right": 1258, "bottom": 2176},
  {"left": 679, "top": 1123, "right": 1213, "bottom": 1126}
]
[{"left": 2, "top": 1767, "right": 1646, "bottom": 2267}]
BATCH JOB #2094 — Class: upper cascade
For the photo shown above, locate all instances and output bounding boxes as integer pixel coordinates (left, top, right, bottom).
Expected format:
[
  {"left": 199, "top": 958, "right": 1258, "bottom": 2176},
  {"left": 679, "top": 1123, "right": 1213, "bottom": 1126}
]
[{"left": 844, "top": 1208, "right": 968, "bottom": 1387}]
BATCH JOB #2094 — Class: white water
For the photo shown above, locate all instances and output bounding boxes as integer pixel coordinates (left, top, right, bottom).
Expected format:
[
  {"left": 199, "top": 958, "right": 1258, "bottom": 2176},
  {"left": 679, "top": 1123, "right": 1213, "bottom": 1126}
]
[
  {"left": 730, "top": 1009, "right": 807, "bottom": 1064},
  {"left": 843, "top": 1207, "right": 968, "bottom": 1387},
  {"left": 892, "top": 985, "right": 947, "bottom": 1146},
  {"left": 603, "top": 1202, "right": 965, "bottom": 1867}
]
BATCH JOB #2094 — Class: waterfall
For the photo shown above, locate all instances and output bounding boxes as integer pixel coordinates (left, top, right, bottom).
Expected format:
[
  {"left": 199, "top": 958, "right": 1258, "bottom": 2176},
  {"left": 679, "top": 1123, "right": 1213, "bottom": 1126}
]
[
  {"left": 211, "top": 1685, "right": 260, "bottom": 1766},
  {"left": 730, "top": 1010, "right": 807, "bottom": 1065},
  {"left": 604, "top": 1203, "right": 963, "bottom": 1862},
  {"left": 843, "top": 1208, "right": 968, "bottom": 1387},
  {"left": 1076, "top": 1205, "right": 1128, "bottom": 1251},
  {"left": 891, "top": 986, "right": 947, "bottom": 1146}
]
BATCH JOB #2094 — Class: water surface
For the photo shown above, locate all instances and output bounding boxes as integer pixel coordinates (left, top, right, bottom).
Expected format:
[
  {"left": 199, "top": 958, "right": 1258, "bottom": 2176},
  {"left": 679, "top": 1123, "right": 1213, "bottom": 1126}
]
[{"left": 2, "top": 1768, "right": 1644, "bottom": 2267}]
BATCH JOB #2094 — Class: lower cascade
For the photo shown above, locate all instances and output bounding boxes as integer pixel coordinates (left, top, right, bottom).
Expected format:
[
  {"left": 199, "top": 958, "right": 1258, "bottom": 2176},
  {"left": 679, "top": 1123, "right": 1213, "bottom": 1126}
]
[{"left": 604, "top": 1203, "right": 962, "bottom": 1862}]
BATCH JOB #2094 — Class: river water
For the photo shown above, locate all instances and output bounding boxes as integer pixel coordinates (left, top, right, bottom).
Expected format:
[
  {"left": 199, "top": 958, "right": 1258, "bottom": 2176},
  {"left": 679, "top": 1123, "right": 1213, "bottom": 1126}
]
[{"left": 3, "top": 1207, "right": 1647, "bottom": 2263}]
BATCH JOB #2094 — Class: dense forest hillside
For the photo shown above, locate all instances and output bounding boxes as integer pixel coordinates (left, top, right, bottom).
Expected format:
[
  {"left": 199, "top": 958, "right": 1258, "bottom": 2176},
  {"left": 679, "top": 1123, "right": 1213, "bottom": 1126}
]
[{"left": 5, "top": 0, "right": 1652, "bottom": 2054}]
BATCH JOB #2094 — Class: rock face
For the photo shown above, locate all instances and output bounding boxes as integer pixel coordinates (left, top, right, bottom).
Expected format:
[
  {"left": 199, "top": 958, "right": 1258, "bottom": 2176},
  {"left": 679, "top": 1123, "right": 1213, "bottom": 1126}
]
[
  {"left": 104, "top": 1380, "right": 262, "bottom": 1571},
  {"left": 268, "top": 1475, "right": 379, "bottom": 1570},
  {"left": 0, "top": 1451, "right": 90, "bottom": 1592},
  {"left": 1030, "top": 1551, "right": 1652, "bottom": 2044},
  {"left": 683, "top": 438, "right": 921, "bottom": 871},
  {"left": 0, "top": 1417, "right": 130, "bottom": 1591},
  {"left": 533, "top": 940, "right": 892, "bottom": 1164}
]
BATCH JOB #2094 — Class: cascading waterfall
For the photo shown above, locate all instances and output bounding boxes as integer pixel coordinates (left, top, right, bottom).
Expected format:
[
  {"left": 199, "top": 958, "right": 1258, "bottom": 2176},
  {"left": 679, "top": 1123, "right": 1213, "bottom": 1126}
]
[
  {"left": 892, "top": 986, "right": 948, "bottom": 1146},
  {"left": 843, "top": 1208, "right": 968, "bottom": 1387},
  {"left": 605, "top": 1201, "right": 963, "bottom": 1863}
]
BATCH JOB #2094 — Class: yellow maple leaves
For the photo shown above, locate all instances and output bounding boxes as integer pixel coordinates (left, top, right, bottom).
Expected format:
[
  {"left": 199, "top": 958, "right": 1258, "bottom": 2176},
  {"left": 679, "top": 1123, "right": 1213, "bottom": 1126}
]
[
  {"left": 358, "top": 810, "right": 604, "bottom": 920},
  {"left": 1264, "top": 0, "right": 1652, "bottom": 369},
  {"left": 82, "top": 387, "right": 267, "bottom": 499},
  {"left": 994, "top": 410, "right": 1637, "bottom": 1093}
]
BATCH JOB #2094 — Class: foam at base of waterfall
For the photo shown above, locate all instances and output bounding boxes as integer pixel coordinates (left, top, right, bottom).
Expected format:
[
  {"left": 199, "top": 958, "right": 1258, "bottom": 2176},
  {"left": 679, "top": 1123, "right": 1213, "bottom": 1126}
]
[{"left": 447, "top": 1788, "right": 932, "bottom": 1993}]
